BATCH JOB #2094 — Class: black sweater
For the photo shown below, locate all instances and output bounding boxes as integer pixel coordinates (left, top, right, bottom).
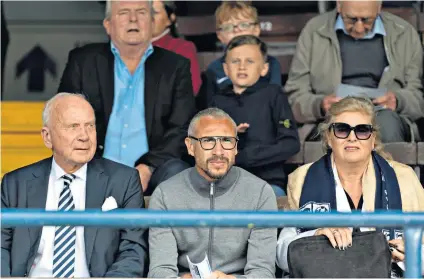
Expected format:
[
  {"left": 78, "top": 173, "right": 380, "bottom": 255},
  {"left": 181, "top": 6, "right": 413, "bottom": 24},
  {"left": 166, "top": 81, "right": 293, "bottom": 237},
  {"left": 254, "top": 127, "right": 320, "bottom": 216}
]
[{"left": 210, "top": 81, "right": 300, "bottom": 187}]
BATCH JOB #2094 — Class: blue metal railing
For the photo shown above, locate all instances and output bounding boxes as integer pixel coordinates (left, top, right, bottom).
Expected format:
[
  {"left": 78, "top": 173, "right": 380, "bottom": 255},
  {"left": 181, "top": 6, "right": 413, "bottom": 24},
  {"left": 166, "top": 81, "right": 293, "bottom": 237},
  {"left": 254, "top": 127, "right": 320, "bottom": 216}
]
[{"left": 2, "top": 209, "right": 423, "bottom": 278}]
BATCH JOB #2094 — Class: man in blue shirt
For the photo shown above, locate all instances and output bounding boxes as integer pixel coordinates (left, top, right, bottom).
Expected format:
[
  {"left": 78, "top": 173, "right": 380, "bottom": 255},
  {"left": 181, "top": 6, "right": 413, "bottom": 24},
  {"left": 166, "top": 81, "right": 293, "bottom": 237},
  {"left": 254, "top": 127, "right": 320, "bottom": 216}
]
[{"left": 59, "top": 0, "right": 195, "bottom": 194}]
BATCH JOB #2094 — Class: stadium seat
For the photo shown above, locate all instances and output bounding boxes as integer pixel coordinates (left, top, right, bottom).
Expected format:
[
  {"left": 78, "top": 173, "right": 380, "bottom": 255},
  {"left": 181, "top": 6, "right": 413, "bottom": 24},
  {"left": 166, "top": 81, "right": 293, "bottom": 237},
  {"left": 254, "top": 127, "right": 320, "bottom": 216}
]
[
  {"left": 303, "top": 142, "right": 324, "bottom": 164},
  {"left": 418, "top": 142, "right": 424, "bottom": 180},
  {"left": 287, "top": 124, "right": 315, "bottom": 165},
  {"left": 178, "top": 13, "right": 318, "bottom": 45},
  {"left": 419, "top": 142, "right": 424, "bottom": 164},
  {"left": 1, "top": 102, "right": 51, "bottom": 176},
  {"left": 385, "top": 142, "right": 418, "bottom": 165},
  {"left": 197, "top": 52, "right": 294, "bottom": 77},
  {"left": 303, "top": 141, "right": 420, "bottom": 179},
  {"left": 304, "top": 142, "right": 418, "bottom": 164}
]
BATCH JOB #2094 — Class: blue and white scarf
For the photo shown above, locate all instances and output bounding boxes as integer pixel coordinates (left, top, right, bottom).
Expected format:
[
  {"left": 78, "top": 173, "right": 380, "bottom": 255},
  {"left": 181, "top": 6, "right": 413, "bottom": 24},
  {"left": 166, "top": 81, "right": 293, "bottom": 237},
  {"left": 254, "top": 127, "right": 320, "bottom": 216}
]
[{"left": 298, "top": 151, "right": 403, "bottom": 240}]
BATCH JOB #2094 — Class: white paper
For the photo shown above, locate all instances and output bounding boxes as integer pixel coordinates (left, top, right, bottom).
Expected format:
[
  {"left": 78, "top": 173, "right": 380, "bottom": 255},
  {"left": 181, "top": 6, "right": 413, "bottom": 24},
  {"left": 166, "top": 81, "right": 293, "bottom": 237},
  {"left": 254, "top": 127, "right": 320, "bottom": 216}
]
[
  {"left": 186, "top": 254, "right": 212, "bottom": 279},
  {"left": 336, "top": 83, "right": 387, "bottom": 111},
  {"left": 336, "top": 83, "right": 386, "bottom": 99}
]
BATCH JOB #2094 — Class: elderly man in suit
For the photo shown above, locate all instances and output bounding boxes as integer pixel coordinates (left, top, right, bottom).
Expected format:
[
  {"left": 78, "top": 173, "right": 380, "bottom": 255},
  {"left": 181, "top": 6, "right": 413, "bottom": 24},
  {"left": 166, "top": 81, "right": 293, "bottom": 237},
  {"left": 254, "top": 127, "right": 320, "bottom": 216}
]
[
  {"left": 58, "top": 0, "right": 196, "bottom": 195},
  {"left": 1, "top": 93, "right": 148, "bottom": 277}
]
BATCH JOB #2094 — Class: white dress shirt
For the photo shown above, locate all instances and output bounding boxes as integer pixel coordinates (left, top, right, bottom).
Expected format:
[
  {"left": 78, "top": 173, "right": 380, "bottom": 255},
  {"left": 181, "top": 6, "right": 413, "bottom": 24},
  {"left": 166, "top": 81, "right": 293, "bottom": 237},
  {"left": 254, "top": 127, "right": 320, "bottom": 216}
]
[
  {"left": 276, "top": 159, "right": 424, "bottom": 274},
  {"left": 29, "top": 159, "right": 90, "bottom": 277}
]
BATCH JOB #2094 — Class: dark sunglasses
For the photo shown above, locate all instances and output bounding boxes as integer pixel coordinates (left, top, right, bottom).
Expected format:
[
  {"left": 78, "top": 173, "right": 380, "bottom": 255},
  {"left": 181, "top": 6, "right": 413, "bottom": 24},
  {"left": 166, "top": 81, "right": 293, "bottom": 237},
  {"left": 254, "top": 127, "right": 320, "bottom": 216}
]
[{"left": 330, "top": 123, "right": 374, "bottom": 140}]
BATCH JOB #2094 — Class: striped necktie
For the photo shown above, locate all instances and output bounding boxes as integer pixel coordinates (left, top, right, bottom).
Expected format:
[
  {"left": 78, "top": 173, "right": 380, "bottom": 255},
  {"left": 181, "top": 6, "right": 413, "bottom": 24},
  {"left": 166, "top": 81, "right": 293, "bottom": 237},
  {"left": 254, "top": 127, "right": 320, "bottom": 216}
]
[{"left": 53, "top": 173, "right": 76, "bottom": 278}]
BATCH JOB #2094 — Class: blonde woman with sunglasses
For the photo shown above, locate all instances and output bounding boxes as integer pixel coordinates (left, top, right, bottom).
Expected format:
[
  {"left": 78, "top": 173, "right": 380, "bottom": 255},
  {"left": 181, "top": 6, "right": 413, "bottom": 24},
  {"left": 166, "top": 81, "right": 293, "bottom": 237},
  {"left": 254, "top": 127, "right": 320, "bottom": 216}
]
[{"left": 276, "top": 96, "right": 424, "bottom": 276}]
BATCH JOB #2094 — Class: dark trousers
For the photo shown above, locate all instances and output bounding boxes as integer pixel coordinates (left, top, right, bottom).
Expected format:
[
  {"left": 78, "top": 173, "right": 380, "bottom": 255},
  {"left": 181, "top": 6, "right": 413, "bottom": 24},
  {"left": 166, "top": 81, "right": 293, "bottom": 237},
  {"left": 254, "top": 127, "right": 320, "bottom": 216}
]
[{"left": 145, "top": 159, "right": 191, "bottom": 196}]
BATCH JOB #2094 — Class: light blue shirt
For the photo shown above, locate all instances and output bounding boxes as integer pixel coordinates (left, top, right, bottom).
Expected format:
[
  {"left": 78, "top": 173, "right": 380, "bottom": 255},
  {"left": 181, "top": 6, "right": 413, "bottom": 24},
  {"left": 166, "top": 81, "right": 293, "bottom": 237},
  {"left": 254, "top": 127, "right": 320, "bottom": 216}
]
[
  {"left": 103, "top": 42, "right": 154, "bottom": 167},
  {"left": 335, "top": 14, "right": 386, "bottom": 39}
]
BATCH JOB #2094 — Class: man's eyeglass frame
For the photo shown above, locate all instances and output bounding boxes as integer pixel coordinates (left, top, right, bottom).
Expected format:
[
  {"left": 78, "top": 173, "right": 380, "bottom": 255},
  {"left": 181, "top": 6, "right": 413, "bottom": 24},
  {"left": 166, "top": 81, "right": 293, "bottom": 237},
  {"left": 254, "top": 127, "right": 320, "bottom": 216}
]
[
  {"left": 188, "top": 136, "right": 239, "bottom": 150},
  {"left": 217, "top": 22, "right": 258, "bottom": 33},
  {"left": 341, "top": 15, "right": 376, "bottom": 25}
]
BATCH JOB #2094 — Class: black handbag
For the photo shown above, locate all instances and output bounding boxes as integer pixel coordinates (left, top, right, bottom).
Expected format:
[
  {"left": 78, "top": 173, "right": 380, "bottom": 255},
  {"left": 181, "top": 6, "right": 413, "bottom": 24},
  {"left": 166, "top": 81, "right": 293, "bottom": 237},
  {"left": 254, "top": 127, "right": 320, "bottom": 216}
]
[{"left": 287, "top": 231, "right": 392, "bottom": 278}]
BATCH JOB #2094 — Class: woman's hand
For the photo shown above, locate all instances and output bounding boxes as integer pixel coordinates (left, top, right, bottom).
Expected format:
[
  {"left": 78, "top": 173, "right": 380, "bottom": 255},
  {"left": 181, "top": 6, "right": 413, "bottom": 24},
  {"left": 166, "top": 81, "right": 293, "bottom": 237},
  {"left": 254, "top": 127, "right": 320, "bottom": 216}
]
[
  {"left": 207, "top": 271, "right": 236, "bottom": 279},
  {"left": 388, "top": 239, "right": 405, "bottom": 262},
  {"left": 315, "top": 228, "right": 352, "bottom": 249}
]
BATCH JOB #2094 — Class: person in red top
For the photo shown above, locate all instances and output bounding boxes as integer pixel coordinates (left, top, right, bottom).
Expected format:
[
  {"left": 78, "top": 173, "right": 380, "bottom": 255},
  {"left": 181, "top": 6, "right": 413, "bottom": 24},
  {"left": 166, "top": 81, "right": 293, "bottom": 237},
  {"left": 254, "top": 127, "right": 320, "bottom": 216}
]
[{"left": 151, "top": 0, "right": 202, "bottom": 95}]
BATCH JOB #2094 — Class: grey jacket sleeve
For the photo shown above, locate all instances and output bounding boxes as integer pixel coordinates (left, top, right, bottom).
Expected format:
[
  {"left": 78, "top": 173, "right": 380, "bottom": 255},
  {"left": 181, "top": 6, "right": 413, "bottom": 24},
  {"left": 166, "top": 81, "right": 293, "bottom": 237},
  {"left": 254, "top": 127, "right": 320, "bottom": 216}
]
[
  {"left": 393, "top": 26, "right": 424, "bottom": 121},
  {"left": 243, "top": 184, "right": 278, "bottom": 278},
  {"left": 284, "top": 24, "right": 325, "bottom": 124},
  {"left": 148, "top": 188, "right": 179, "bottom": 278}
]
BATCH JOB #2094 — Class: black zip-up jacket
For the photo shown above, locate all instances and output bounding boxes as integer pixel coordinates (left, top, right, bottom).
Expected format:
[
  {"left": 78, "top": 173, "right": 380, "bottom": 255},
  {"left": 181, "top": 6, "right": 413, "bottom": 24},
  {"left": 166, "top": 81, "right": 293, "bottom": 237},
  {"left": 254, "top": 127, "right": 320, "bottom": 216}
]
[{"left": 210, "top": 81, "right": 301, "bottom": 187}]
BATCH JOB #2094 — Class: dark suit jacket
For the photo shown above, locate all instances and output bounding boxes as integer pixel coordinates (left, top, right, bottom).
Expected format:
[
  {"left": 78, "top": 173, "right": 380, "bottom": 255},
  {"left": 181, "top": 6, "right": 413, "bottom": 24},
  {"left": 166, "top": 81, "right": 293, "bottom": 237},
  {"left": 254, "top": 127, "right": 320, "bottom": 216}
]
[
  {"left": 58, "top": 43, "right": 196, "bottom": 168},
  {"left": 1, "top": 157, "right": 148, "bottom": 277}
]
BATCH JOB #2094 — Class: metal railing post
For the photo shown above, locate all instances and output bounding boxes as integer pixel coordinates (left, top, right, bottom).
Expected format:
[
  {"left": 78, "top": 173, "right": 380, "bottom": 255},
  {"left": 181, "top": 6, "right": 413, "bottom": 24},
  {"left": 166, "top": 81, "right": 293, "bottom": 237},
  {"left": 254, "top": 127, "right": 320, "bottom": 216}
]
[{"left": 404, "top": 226, "right": 423, "bottom": 278}]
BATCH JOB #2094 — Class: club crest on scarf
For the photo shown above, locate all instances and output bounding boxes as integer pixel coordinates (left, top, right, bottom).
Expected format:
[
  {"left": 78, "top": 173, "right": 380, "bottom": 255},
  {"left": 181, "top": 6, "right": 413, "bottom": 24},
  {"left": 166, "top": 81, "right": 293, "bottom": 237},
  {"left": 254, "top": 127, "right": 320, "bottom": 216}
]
[
  {"left": 297, "top": 151, "right": 402, "bottom": 240},
  {"left": 382, "top": 229, "right": 403, "bottom": 241},
  {"left": 299, "top": 201, "right": 330, "bottom": 213}
]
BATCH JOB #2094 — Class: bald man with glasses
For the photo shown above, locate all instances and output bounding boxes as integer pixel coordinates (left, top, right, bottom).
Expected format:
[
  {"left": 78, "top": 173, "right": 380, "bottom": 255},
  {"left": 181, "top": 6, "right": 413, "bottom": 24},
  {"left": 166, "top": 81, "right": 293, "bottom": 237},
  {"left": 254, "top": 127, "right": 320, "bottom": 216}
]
[
  {"left": 285, "top": 0, "right": 424, "bottom": 143},
  {"left": 147, "top": 108, "right": 278, "bottom": 279}
]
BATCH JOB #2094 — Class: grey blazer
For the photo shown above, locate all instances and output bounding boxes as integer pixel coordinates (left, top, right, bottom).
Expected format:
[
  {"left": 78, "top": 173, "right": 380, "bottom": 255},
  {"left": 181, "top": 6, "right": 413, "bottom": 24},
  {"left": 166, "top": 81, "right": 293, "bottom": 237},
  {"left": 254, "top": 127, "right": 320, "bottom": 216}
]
[{"left": 1, "top": 157, "right": 148, "bottom": 277}]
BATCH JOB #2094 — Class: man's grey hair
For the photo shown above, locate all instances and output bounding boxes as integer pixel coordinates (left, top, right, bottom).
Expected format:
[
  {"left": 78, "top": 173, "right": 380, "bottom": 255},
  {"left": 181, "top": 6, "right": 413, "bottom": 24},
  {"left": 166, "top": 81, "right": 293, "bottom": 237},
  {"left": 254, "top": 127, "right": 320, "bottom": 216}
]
[
  {"left": 187, "top": 108, "right": 237, "bottom": 137},
  {"left": 338, "top": 0, "right": 382, "bottom": 8},
  {"left": 42, "top": 93, "right": 87, "bottom": 127},
  {"left": 105, "top": 0, "right": 154, "bottom": 19}
]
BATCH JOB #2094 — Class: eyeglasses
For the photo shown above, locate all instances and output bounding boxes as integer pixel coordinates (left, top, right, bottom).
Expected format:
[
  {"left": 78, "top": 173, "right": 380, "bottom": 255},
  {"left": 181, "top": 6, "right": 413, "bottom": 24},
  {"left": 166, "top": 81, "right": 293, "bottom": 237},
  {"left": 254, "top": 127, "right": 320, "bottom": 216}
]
[
  {"left": 342, "top": 15, "right": 376, "bottom": 25},
  {"left": 188, "top": 136, "right": 239, "bottom": 150},
  {"left": 218, "top": 22, "right": 258, "bottom": 33},
  {"left": 330, "top": 123, "right": 374, "bottom": 140}
]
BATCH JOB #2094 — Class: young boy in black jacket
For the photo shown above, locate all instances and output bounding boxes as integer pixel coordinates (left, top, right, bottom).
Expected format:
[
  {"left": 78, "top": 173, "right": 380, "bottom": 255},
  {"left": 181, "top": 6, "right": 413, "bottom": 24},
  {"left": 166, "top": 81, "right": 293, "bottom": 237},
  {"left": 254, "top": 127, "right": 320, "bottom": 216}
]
[{"left": 209, "top": 35, "right": 300, "bottom": 196}]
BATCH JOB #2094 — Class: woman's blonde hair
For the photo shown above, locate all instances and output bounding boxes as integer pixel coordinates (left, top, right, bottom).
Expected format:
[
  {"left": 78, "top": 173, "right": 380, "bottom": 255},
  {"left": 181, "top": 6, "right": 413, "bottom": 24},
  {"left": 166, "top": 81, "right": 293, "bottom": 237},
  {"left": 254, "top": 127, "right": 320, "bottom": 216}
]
[
  {"left": 215, "top": 1, "right": 258, "bottom": 29},
  {"left": 318, "top": 96, "right": 392, "bottom": 160}
]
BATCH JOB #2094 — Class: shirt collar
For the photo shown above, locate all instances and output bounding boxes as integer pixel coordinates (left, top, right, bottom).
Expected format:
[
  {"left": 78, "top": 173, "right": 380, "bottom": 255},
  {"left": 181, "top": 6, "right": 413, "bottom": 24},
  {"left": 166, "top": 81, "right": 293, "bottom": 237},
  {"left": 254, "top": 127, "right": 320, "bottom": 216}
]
[
  {"left": 110, "top": 41, "right": 154, "bottom": 62},
  {"left": 188, "top": 166, "right": 239, "bottom": 198},
  {"left": 330, "top": 153, "right": 369, "bottom": 190},
  {"left": 51, "top": 158, "right": 88, "bottom": 182},
  {"left": 335, "top": 14, "right": 386, "bottom": 39},
  {"left": 331, "top": 154, "right": 342, "bottom": 187},
  {"left": 151, "top": 28, "right": 170, "bottom": 42}
]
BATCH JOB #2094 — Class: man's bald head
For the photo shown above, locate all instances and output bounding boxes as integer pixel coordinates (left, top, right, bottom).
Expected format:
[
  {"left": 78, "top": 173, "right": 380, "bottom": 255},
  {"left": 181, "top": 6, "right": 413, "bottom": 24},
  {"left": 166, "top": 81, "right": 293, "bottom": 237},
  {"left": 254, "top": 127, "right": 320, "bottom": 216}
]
[
  {"left": 337, "top": 0, "right": 382, "bottom": 12},
  {"left": 42, "top": 93, "right": 93, "bottom": 127},
  {"left": 336, "top": 0, "right": 382, "bottom": 39},
  {"left": 41, "top": 93, "right": 97, "bottom": 173}
]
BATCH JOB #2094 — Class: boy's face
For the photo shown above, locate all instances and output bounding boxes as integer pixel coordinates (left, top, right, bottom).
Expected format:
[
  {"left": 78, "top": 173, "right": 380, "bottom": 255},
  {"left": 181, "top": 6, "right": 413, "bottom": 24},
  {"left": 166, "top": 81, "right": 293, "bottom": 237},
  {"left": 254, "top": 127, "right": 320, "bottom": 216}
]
[
  {"left": 217, "top": 15, "right": 260, "bottom": 45},
  {"left": 223, "top": 44, "right": 269, "bottom": 93}
]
